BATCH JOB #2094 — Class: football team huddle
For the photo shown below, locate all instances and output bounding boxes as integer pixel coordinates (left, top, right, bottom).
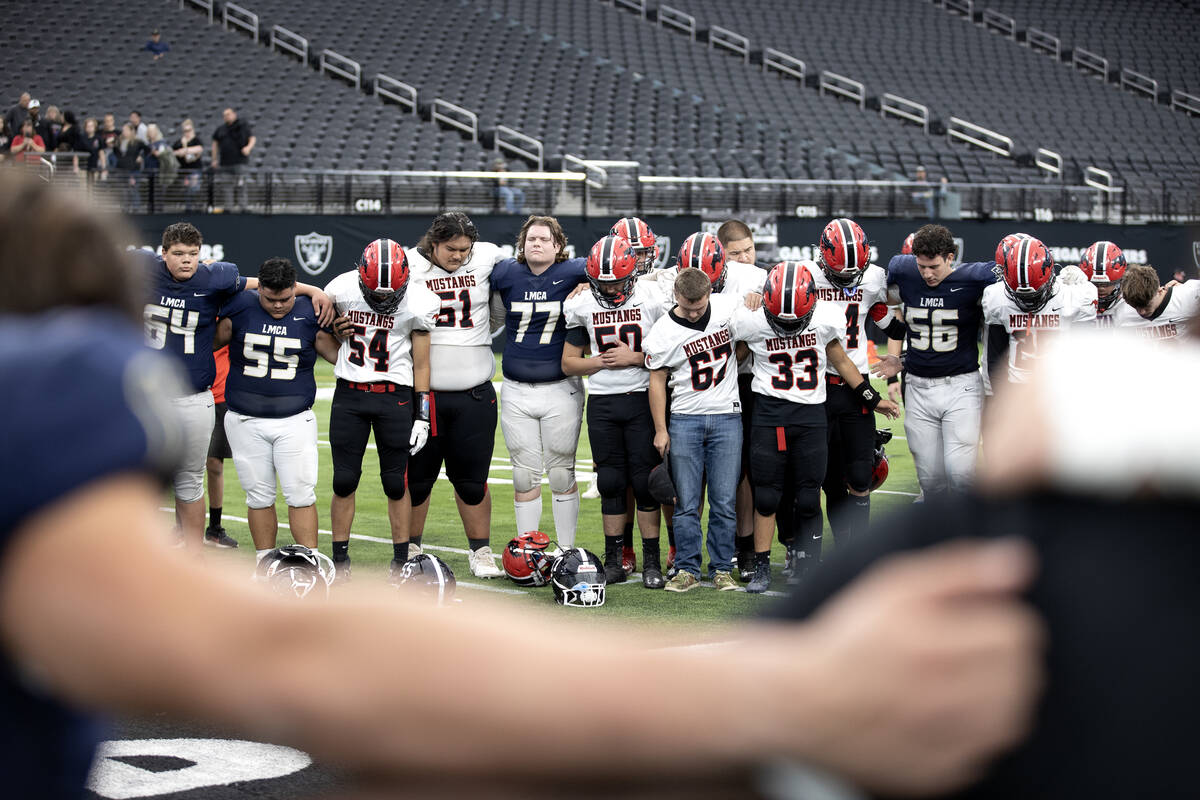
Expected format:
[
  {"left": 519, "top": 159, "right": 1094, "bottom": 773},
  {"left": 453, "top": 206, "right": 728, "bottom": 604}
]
[{"left": 144, "top": 212, "right": 1198, "bottom": 605}]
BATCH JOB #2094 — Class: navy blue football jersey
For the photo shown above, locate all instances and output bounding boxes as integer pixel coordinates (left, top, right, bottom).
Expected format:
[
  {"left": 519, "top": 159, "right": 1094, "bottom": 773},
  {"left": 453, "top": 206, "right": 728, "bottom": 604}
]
[
  {"left": 222, "top": 293, "right": 322, "bottom": 417},
  {"left": 142, "top": 251, "right": 246, "bottom": 392},
  {"left": 492, "top": 257, "right": 587, "bottom": 383},
  {"left": 887, "top": 255, "right": 999, "bottom": 378},
  {"left": 0, "top": 309, "right": 185, "bottom": 799}
]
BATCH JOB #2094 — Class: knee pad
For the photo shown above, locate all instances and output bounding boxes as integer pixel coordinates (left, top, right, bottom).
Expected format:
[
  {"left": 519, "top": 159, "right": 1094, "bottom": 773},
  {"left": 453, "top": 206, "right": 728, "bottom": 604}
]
[
  {"left": 631, "top": 469, "right": 656, "bottom": 511},
  {"left": 601, "top": 495, "right": 628, "bottom": 516},
  {"left": 794, "top": 487, "right": 822, "bottom": 519},
  {"left": 408, "top": 477, "right": 435, "bottom": 507},
  {"left": 380, "top": 470, "right": 407, "bottom": 501},
  {"left": 597, "top": 465, "right": 626, "bottom": 501},
  {"left": 844, "top": 458, "right": 873, "bottom": 495},
  {"left": 548, "top": 465, "right": 575, "bottom": 494},
  {"left": 281, "top": 473, "right": 317, "bottom": 509},
  {"left": 243, "top": 481, "right": 277, "bottom": 510},
  {"left": 453, "top": 479, "right": 487, "bottom": 506},
  {"left": 753, "top": 484, "right": 782, "bottom": 517},
  {"left": 511, "top": 464, "right": 540, "bottom": 494},
  {"left": 174, "top": 468, "right": 206, "bottom": 504},
  {"left": 332, "top": 468, "right": 362, "bottom": 499}
]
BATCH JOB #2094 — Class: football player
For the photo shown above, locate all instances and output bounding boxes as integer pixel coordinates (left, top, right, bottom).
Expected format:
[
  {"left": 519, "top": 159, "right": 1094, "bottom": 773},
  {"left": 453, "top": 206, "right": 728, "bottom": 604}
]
[
  {"left": 610, "top": 216, "right": 660, "bottom": 276},
  {"left": 0, "top": 171, "right": 1046, "bottom": 800},
  {"left": 810, "top": 219, "right": 905, "bottom": 547},
  {"left": 716, "top": 220, "right": 767, "bottom": 581},
  {"left": 1117, "top": 263, "right": 1200, "bottom": 340},
  {"left": 563, "top": 235, "right": 668, "bottom": 588},
  {"left": 324, "top": 239, "right": 436, "bottom": 583},
  {"left": 872, "top": 224, "right": 999, "bottom": 498},
  {"left": 492, "top": 216, "right": 588, "bottom": 547},
  {"left": 203, "top": 343, "right": 237, "bottom": 548},
  {"left": 731, "top": 261, "right": 899, "bottom": 593},
  {"left": 406, "top": 212, "right": 506, "bottom": 578},
  {"left": 142, "top": 222, "right": 332, "bottom": 548},
  {"left": 214, "top": 257, "right": 339, "bottom": 558},
  {"left": 644, "top": 266, "right": 745, "bottom": 593},
  {"left": 981, "top": 236, "right": 1096, "bottom": 394},
  {"left": 1079, "top": 240, "right": 1128, "bottom": 326}
]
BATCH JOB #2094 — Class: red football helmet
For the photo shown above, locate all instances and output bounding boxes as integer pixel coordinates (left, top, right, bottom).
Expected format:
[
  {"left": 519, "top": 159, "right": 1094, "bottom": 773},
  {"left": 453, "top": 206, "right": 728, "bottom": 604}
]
[
  {"left": 586, "top": 235, "right": 639, "bottom": 309},
  {"left": 502, "top": 531, "right": 554, "bottom": 587},
  {"left": 609, "top": 217, "right": 658, "bottom": 275},
  {"left": 1000, "top": 236, "right": 1055, "bottom": 314},
  {"left": 900, "top": 232, "right": 915, "bottom": 255},
  {"left": 994, "top": 232, "right": 1033, "bottom": 267},
  {"left": 818, "top": 218, "right": 870, "bottom": 289},
  {"left": 762, "top": 261, "right": 819, "bottom": 338},
  {"left": 676, "top": 232, "right": 727, "bottom": 293},
  {"left": 1079, "top": 240, "right": 1128, "bottom": 312},
  {"left": 358, "top": 238, "right": 408, "bottom": 314}
]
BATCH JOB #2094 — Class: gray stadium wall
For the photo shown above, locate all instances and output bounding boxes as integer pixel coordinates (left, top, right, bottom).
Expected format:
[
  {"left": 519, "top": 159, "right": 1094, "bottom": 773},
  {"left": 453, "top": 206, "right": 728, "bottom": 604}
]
[{"left": 130, "top": 215, "right": 1200, "bottom": 282}]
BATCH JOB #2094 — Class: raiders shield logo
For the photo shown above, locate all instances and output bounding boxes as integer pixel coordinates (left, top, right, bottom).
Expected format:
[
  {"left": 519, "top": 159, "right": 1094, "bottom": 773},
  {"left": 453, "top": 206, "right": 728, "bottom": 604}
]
[
  {"left": 294, "top": 232, "right": 333, "bottom": 276},
  {"left": 1192, "top": 241, "right": 1200, "bottom": 270},
  {"left": 652, "top": 236, "right": 671, "bottom": 270}
]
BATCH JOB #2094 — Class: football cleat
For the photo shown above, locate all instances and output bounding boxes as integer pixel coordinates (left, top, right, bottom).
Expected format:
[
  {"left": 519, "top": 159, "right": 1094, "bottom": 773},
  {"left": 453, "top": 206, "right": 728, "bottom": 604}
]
[
  {"left": 204, "top": 526, "right": 239, "bottom": 548},
  {"left": 676, "top": 232, "right": 727, "bottom": 293},
  {"left": 550, "top": 548, "right": 607, "bottom": 607},
  {"left": 1000, "top": 236, "right": 1055, "bottom": 314},
  {"left": 736, "top": 550, "right": 755, "bottom": 583},
  {"left": 585, "top": 235, "right": 640, "bottom": 309},
  {"left": 357, "top": 238, "right": 408, "bottom": 315},
  {"left": 621, "top": 545, "right": 637, "bottom": 577},
  {"left": 762, "top": 261, "right": 819, "bottom": 338},
  {"left": 746, "top": 561, "right": 772, "bottom": 594},
  {"left": 818, "top": 218, "right": 871, "bottom": 289},
  {"left": 641, "top": 554, "right": 665, "bottom": 590},
  {"left": 502, "top": 531, "right": 554, "bottom": 587},
  {"left": 468, "top": 545, "right": 503, "bottom": 579}
]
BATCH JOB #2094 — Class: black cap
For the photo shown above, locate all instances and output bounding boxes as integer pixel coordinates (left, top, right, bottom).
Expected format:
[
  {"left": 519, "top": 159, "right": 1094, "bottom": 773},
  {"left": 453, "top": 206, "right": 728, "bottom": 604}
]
[{"left": 647, "top": 462, "right": 677, "bottom": 506}]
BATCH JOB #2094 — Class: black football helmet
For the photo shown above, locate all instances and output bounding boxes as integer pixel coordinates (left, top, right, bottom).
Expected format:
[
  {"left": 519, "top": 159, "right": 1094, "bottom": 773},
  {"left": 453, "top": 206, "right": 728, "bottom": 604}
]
[
  {"left": 255, "top": 545, "right": 336, "bottom": 600},
  {"left": 550, "top": 548, "right": 606, "bottom": 607},
  {"left": 395, "top": 553, "right": 456, "bottom": 606}
]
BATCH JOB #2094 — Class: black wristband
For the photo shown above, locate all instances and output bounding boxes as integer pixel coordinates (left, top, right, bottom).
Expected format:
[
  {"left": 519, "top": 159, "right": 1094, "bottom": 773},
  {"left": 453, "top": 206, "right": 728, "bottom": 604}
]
[
  {"left": 887, "top": 374, "right": 899, "bottom": 385},
  {"left": 856, "top": 382, "right": 882, "bottom": 411},
  {"left": 416, "top": 391, "right": 431, "bottom": 422}
]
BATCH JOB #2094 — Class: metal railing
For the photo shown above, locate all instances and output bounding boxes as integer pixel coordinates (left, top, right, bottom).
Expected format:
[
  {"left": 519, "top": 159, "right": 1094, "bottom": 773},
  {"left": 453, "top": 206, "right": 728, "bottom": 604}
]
[{"left": 14, "top": 155, "right": 1198, "bottom": 224}]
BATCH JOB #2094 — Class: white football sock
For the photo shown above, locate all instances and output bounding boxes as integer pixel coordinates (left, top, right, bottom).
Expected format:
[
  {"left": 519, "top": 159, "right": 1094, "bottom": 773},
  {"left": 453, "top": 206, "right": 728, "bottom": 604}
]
[
  {"left": 552, "top": 491, "right": 580, "bottom": 548},
  {"left": 514, "top": 497, "right": 543, "bottom": 535}
]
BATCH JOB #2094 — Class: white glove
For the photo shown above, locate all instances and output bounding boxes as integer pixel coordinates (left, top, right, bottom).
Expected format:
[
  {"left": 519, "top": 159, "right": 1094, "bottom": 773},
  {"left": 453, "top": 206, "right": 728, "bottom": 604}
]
[
  {"left": 1058, "top": 264, "right": 1087, "bottom": 286},
  {"left": 409, "top": 420, "right": 430, "bottom": 455}
]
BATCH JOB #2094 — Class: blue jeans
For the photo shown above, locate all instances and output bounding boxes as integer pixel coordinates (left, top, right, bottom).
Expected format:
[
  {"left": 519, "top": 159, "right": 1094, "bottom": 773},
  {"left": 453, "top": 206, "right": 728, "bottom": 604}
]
[{"left": 668, "top": 413, "right": 742, "bottom": 578}]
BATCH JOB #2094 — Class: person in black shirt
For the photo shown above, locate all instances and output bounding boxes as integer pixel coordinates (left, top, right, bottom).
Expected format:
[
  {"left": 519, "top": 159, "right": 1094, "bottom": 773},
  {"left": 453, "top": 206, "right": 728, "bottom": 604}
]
[{"left": 211, "top": 107, "right": 255, "bottom": 211}]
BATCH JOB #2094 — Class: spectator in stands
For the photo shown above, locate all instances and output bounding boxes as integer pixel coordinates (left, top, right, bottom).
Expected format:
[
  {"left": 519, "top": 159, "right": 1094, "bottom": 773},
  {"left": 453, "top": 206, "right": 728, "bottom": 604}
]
[
  {"left": 10, "top": 118, "right": 46, "bottom": 164},
  {"left": 55, "top": 110, "right": 79, "bottom": 153},
  {"left": 99, "top": 113, "right": 119, "bottom": 152},
  {"left": 0, "top": 119, "right": 10, "bottom": 163},
  {"left": 73, "top": 117, "right": 105, "bottom": 178},
  {"left": 3, "top": 92, "right": 30, "bottom": 138},
  {"left": 129, "top": 110, "right": 148, "bottom": 144},
  {"left": 211, "top": 107, "right": 255, "bottom": 212},
  {"left": 144, "top": 124, "right": 176, "bottom": 201},
  {"left": 144, "top": 29, "right": 169, "bottom": 60},
  {"left": 109, "top": 123, "right": 146, "bottom": 210},
  {"left": 912, "top": 165, "right": 936, "bottom": 218},
  {"left": 492, "top": 158, "right": 525, "bottom": 214},
  {"left": 38, "top": 105, "right": 62, "bottom": 152},
  {"left": 172, "top": 117, "right": 204, "bottom": 209}
]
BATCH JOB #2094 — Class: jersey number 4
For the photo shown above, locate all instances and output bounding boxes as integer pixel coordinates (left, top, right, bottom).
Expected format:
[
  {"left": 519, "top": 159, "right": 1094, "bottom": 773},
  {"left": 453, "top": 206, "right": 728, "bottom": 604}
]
[
  {"left": 242, "top": 333, "right": 300, "bottom": 380},
  {"left": 688, "top": 342, "right": 733, "bottom": 390},
  {"left": 347, "top": 325, "right": 389, "bottom": 371}
]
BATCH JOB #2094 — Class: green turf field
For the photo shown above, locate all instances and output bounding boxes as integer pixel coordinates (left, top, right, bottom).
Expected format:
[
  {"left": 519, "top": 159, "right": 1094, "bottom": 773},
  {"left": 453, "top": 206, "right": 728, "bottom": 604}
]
[{"left": 190, "top": 358, "right": 919, "bottom": 627}]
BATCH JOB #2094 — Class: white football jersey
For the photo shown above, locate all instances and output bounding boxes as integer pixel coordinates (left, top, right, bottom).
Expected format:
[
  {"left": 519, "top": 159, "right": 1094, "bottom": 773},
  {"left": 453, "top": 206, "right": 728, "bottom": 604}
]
[
  {"left": 981, "top": 281, "right": 1097, "bottom": 387},
  {"left": 730, "top": 301, "right": 845, "bottom": 405},
  {"left": 643, "top": 293, "right": 742, "bottom": 415},
  {"left": 653, "top": 260, "right": 767, "bottom": 375},
  {"left": 1107, "top": 281, "right": 1200, "bottom": 342},
  {"left": 407, "top": 241, "right": 502, "bottom": 390},
  {"left": 808, "top": 264, "right": 891, "bottom": 374},
  {"left": 324, "top": 270, "right": 437, "bottom": 385},
  {"left": 563, "top": 283, "right": 665, "bottom": 395}
]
